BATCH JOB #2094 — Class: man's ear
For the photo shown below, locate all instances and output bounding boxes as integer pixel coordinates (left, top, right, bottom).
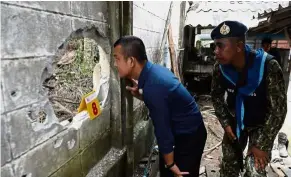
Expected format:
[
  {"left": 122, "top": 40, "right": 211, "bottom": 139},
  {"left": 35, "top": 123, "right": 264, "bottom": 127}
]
[
  {"left": 128, "top": 57, "right": 135, "bottom": 67},
  {"left": 237, "top": 41, "right": 244, "bottom": 53}
]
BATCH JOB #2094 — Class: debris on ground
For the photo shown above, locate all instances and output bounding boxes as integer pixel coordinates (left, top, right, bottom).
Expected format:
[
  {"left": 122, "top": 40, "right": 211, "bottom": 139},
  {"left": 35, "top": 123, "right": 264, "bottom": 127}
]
[
  {"left": 134, "top": 94, "right": 291, "bottom": 177},
  {"left": 44, "top": 38, "right": 99, "bottom": 122}
]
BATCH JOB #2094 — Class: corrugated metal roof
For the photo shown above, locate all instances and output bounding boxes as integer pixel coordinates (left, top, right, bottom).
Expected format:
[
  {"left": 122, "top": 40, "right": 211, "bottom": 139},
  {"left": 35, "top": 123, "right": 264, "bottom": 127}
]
[{"left": 185, "top": 1, "right": 290, "bottom": 28}]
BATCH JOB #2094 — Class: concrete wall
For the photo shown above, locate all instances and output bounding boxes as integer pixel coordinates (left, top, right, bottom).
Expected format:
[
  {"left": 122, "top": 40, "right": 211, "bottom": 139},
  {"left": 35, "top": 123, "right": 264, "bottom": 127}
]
[
  {"left": 0, "top": 2, "right": 126, "bottom": 177},
  {"left": 1, "top": 1, "right": 184, "bottom": 176},
  {"left": 133, "top": 1, "right": 181, "bottom": 66}
]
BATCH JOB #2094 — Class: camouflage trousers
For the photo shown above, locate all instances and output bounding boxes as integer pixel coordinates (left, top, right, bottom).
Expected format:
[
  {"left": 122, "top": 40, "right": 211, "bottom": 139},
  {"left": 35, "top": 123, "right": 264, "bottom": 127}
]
[{"left": 220, "top": 129, "right": 272, "bottom": 177}]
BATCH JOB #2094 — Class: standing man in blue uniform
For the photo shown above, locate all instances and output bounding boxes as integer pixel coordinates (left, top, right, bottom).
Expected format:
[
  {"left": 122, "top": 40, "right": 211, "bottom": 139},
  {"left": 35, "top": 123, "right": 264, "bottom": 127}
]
[
  {"left": 113, "top": 36, "right": 207, "bottom": 177},
  {"left": 210, "top": 21, "right": 287, "bottom": 176}
]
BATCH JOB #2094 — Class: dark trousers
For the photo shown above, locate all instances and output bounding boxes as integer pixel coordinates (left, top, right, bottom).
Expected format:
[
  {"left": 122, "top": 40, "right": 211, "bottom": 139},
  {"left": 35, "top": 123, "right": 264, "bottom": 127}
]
[{"left": 159, "top": 123, "right": 207, "bottom": 177}]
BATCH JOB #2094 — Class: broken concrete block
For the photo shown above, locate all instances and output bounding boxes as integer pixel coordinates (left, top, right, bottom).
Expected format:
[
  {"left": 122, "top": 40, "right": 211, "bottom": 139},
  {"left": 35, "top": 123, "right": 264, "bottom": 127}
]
[
  {"left": 71, "top": 2, "right": 108, "bottom": 22},
  {"left": 6, "top": 1, "right": 71, "bottom": 14},
  {"left": 1, "top": 163, "right": 14, "bottom": 177},
  {"left": 6, "top": 101, "right": 65, "bottom": 158},
  {"left": 11, "top": 128, "right": 79, "bottom": 177},
  {"left": 81, "top": 130, "right": 111, "bottom": 175},
  {"left": 1, "top": 115, "right": 12, "bottom": 166},
  {"left": 92, "top": 45, "right": 111, "bottom": 107},
  {"left": 1, "top": 4, "right": 71, "bottom": 58},
  {"left": 72, "top": 19, "right": 108, "bottom": 38},
  {"left": 1, "top": 57, "right": 52, "bottom": 113},
  {"left": 79, "top": 106, "right": 110, "bottom": 149}
]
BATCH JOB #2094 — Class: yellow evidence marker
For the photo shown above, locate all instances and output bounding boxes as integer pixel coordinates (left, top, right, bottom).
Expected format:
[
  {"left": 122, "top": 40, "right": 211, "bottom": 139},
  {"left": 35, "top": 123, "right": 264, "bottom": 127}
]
[{"left": 77, "top": 90, "right": 102, "bottom": 120}]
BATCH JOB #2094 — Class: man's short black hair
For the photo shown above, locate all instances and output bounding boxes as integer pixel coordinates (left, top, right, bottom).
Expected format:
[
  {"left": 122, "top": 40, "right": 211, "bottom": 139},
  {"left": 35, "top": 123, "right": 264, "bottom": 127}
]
[
  {"left": 262, "top": 37, "right": 272, "bottom": 45},
  {"left": 114, "top": 35, "right": 148, "bottom": 62}
]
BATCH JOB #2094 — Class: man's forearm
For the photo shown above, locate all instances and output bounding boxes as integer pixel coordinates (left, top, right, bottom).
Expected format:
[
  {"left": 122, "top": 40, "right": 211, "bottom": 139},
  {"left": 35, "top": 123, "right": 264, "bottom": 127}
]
[{"left": 163, "top": 151, "right": 174, "bottom": 165}]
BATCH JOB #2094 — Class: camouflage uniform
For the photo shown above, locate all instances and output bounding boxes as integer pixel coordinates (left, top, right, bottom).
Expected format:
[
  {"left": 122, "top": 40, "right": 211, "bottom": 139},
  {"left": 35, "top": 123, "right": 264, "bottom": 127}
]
[{"left": 211, "top": 59, "right": 287, "bottom": 177}]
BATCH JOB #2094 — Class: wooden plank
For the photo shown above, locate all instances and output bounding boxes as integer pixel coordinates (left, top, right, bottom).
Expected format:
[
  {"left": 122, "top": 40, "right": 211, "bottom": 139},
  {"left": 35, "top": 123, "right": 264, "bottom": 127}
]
[
  {"left": 168, "top": 24, "right": 182, "bottom": 82},
  {"left": 270, "top": 163, "right": 286, "bottom": 177},
  {"left": 158, "top": 1, "right": 173, "bottom": 64},
  {"left": 280, "top": 166, "right": 291, "bottom": 177}
]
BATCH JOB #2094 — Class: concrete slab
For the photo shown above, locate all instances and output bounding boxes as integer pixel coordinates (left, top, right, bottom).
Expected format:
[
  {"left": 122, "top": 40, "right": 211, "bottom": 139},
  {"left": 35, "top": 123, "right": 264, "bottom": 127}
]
[
  {"left": 71, "top": 2, "right": 108, "bottom": 22},
  {"left": 1, "top": 4, "right": 71, "bottom": 58},
  {"left": 72, "top": 18, "right": 108, "bottom": 38},
  {"left": 50, "top": 154, "right": 83, "bottom": 177},
  {"left": 86, "top": 147, "right": 126, "bottom": 177},
  {"left": 11, "top": 128, "right": 79, "bottom": 177},
  {"left": 1, "top": 163, "right": 14, "bottom": 177},
  {"left": 79, "top": 106, "right": 110, "bottom": 149},
  {"left": 1, "top": 57, "right": 52, "bottom": 113},
  {"left": 6, "top": 101, "right": 65, "bottom": 158},
  {"left": 1, "top": 115, "right": 12, "bottom": 166},
  {"left": 133, "top": 120, "right": 154, "bottom": 168},
  {"left": 81, "top": 130, "right": 111, "bottom": 175},
  {"left": 5, "top": 1, "right": 71, "bottom": 14}
]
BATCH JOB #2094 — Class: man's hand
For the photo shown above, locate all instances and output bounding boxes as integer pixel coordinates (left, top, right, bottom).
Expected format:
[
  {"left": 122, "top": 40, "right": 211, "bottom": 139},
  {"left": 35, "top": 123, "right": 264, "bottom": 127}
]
[
  {"left": 170, "top": 164, "right": 189, "bottom": 177},
  {"left": 247, "top": 146, "right": 269, "bottom": 170},
  {"left": 126, "top": 79, "right": 143, "bottom": 100},
  {"left": 225, "top": 125, "right": 237, "bottom": 141}
]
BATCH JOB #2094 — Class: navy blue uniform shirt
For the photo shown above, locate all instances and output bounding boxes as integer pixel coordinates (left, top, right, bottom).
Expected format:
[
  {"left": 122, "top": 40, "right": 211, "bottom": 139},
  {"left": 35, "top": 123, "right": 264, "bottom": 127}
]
[{"left": 138, "top": 61, "right": 203, "bottom": 154}]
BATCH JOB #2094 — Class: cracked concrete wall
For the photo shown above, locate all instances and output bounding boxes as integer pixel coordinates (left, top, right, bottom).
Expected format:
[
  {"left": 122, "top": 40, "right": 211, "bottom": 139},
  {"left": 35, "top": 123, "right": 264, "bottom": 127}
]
[{"left": 1, "top": 2, "right": 126, "bottom": 177}]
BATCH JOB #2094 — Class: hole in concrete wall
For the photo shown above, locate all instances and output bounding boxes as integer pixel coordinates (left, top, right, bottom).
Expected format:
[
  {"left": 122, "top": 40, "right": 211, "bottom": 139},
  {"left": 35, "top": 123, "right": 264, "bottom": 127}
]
[
  {"left": 46, "top": 37, "right": 100, "bottom": 122},
  {"left": 211, "top": 170, "right": 216, "bottom": 173},
  {"left": 54, "top": 138, "right": 63, "bottom": 148},
  {"left": 42, "top": 26, "right": 111, "bottom": 123},
  {"left": 27, "top": 109, "right": 47, "bottom": 123},
  {"left": 10, "top": 90, "right": 17, "bottom": 97}
]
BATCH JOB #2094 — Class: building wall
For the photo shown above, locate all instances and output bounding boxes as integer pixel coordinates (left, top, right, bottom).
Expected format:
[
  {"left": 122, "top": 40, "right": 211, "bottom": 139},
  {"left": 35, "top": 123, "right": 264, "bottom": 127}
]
[
  {"left": 0, "top": 2, "right": 123, "bottom": 177},
  {"left": 1, "top": 1, "right": 184, "bottom": 176}
]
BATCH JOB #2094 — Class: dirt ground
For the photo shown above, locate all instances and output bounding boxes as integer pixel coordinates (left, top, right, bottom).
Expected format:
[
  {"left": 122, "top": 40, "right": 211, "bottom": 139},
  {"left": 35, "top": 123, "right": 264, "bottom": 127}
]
[
  {"left": 133, "top": 94, "right": 223, "bottom": 177},
  {"left": 196, "top": 95, "right": 223, "bottom": 177}
]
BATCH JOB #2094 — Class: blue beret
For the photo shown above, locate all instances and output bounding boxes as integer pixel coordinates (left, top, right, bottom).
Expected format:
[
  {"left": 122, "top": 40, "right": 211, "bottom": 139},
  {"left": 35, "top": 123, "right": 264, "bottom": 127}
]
[{"left": 211, "top": 21, "right": 248, "bottom": 40}]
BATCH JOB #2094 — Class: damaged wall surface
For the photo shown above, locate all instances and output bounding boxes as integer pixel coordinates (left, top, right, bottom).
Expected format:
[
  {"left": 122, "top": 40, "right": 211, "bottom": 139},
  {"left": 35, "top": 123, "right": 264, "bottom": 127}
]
[
  {"left": 1, "top": 1, "right": 183, "bottom": 177},
  {"left": 0, "top": 2, "right": 125, "bottom": 177}
]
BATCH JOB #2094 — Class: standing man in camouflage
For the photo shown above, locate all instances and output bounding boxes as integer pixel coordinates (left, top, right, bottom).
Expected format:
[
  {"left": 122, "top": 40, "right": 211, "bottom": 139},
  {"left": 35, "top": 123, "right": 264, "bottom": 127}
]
[{"left": 210, "top": 21, "right": 287, "bottom": 177}]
